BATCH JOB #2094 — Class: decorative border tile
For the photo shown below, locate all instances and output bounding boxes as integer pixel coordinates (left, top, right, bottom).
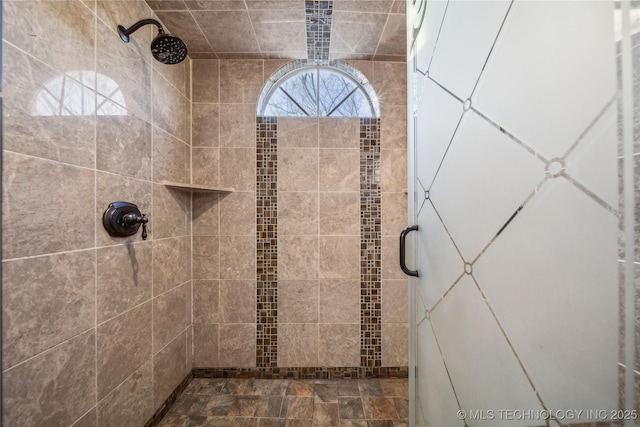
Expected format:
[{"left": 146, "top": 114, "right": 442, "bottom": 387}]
[
  {"left": 144, "top": 371, "right": 193, "bottom": 427},
  {"left": 256, "top": 116, "right": 279, "bottom": 368},
  {"left": 360, "top": 118, "right": 382, "bottom": 367},
  {"left": 305, "top": 0, "right": 333, "bottom": 62},
  {"left": 193, "top": 366, "right": 408, "bottom": 380}
]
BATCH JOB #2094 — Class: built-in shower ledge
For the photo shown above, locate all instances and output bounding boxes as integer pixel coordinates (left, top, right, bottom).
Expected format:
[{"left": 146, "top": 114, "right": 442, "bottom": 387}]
[{"left": 162, "top": 181, "right": 234, "bottom": 193}]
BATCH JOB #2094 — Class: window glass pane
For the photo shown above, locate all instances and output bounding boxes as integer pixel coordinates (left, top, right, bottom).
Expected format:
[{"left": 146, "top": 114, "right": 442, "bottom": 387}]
[
  {"left": 329, "top": 89, "right": 372, "bottom": 117},
  {"left": 318, "top": 69, "right": 357, "bottom": 116},
  {"left": 258, "top": 61, "right": 378, "bottom": 118},
  {"left": 264, "top": 88, "right": 308, "bottom": 116},
  {"left": 279, "top": 70, "right": 318, "bottom": 116}
]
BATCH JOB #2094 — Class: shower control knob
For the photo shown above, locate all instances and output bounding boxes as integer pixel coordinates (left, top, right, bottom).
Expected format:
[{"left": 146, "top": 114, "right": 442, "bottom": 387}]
[
  {"left": 140, "top": 214, "right": 148, "bottom": 240},
  {"left": 103, "top": 202, "right": 149, "bottom": 240}
]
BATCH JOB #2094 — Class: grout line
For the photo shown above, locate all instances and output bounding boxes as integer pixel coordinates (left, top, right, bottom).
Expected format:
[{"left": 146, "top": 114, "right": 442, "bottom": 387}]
[
  {"left": 188, "top": 57, "right": 195, "bottom": 372},
  {"left": 371, "top": 5, "right": 393, "bottom": 61},
  {"left": 2, "top": 149, "right": 98, "bottom": 174},
  {"left": 153, "top": 325, "right": 192, "bottom": 360},
  {"left": 70, "top": 406, "right": 97, "bottom": 427},
  {"left": 3, "top": 144, "right": 186, "bottom": 188},
  {"left": 2, "top": 328, "right": 96, "bottom": 374},
  {"left": 184, "top": 9, "right": 217, "bottom": 59},
  {"left": 317, "top": 118, "right": 321, "bottom": 368},
  {"left": 3, "top": 236, "right": 186, "bottom": 265},
  {"left": 150, "top": 55, "right": 157, "bottom": 417},
  {"left": 93, "top": 4, "right": 99, "bottom": 424}
]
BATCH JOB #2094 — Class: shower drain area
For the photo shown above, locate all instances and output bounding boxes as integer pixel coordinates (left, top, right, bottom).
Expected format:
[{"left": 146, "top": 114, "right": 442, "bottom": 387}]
[{"left": 155, "top": 377, "right": 409, "bottom": 426}]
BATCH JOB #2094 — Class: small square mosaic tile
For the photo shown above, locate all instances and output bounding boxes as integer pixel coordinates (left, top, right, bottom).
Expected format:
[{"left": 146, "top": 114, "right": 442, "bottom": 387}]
[
  {"left": 305, "top": 0, "right": 333, "bottom": 62},
  {"left": 360, "top": 118, "right": 382, "bottom": 368},
  {"left": 256, "top": 117, "right": 279, "bottom": 368}
]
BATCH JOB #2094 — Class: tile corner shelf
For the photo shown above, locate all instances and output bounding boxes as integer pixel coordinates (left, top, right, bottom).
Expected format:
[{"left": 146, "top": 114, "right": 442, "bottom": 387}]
[{"left": 162, "top": 181, "right": 234, "bottom": 193}]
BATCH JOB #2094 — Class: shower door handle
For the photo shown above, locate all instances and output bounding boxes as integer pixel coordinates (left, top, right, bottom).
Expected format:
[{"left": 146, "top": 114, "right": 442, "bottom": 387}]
[{"left": 399, "top": 225, "right": 419, "bottom": 277}]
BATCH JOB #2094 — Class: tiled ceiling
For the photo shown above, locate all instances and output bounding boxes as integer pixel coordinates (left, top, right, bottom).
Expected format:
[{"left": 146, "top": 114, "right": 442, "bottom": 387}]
[{"left": 148, "top": 0, "right": 406, "bottom": 61}]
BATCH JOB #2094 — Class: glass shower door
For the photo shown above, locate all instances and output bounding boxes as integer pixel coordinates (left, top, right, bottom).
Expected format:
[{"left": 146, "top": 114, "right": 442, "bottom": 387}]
[{"left": 406, "top": 1, "right": 633, "bottom": 425}]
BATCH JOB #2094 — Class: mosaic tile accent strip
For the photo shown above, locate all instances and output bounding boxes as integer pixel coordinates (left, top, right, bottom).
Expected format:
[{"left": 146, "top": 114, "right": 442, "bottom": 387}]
[
  {"left": 193, "top": 367, "right": 408, "bottom": 380},
  {"left": 305, "top": 0, "right": 333, "bottom": 62},
  {"left": 256, "top": 116, "right": 279, "bottom": 368},
  {"left": 360, "top": 118, "right": 382, "bottom": 368},
  {"left": 144, "top": 371, "right": 193, "bottom": 427}
]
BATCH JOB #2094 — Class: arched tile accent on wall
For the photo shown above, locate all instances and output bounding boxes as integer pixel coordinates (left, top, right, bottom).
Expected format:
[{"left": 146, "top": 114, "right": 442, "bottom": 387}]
[{"left": 249, "top": 59, "right": 407, "bottom": 376}]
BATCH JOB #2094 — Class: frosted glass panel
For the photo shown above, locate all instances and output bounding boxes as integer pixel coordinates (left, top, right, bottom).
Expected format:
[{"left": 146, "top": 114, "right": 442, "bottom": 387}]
[
  {"left": 410, "top": 0, "right": 448, "bottom": 74},
  {"left": 408, "top": 1, "right": 622, "bottom": 424},
  {"left": 417, "top": 318, "right": 463, "bottom": 427},
  {"left": 416, "top": 201, "right": 464, "bottom": 309},
  {"left": 430, "top": 110, "right": 544, "bottom": 261},
  {"left": 430, "top": 276, "right": 543, "bottom": 426},
  {"left": 474, "top": 1, "right": 617, "bottom": 160},
  {"left": 565, "top": 103, "right": 618, "bottom": 209},
  {"left": 415, "top": 78, "right": 462, "bottom": 190},
  {"left": 473, "top": 178, "right": 618, "bottom": 415},
  {"left": 429, "top": 0, "right": 511, "bottom": 100}
]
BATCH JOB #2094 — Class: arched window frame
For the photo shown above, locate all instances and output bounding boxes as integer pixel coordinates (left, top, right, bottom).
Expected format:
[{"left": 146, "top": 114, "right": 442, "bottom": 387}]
[{"left": 257, "top": 59, "right": 380, "bottom": 118}]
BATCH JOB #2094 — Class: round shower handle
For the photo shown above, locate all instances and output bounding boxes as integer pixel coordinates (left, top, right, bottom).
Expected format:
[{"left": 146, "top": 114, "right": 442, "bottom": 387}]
[{"left": 103, "top": 202, "right": 149, "bottom": 240}]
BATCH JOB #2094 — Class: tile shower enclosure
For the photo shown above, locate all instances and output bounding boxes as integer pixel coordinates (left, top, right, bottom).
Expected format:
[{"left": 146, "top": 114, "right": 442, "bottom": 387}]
[
  {"left": 190, "top": 59, "right": 408, "bottom": 371},
  {"left": 0, "top": 0, "right": 408, "bottom": 422}
]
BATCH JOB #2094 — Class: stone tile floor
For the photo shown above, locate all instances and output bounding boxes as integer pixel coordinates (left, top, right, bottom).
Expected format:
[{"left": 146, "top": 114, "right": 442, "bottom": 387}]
[{"left": 159, "top": 377, "right": 409, "bottom": 427}]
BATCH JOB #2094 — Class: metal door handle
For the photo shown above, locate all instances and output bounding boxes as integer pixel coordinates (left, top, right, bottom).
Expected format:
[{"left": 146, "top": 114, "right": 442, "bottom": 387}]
[{"left": 400, "top": 225, "right": 419, "bottom": 277}]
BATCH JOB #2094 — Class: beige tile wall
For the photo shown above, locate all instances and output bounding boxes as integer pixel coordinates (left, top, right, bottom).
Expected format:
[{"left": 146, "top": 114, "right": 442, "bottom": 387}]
[
  {"left": 190, "top": 59, "right": 408, "bottom": 370},
  {"left": 2, "top": 23, "right": 407, "bottom": 425},
  {"left": 191, "top": 59, "right": 282, "bottom": 368},
  {"left": 2, "top": 0, "right": 192, "bottom": 425},
  {"left": 365, "top": 61, "right": 410, "bottom": 367}
]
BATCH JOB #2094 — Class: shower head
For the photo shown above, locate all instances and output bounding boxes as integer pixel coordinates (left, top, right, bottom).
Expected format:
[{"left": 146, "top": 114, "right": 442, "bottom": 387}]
[
  {"left": 117, "top": 19, "right": 188, "bottom": 65},
  {"left": 151, "top": 31, "right": 188, "bottom": 65}
]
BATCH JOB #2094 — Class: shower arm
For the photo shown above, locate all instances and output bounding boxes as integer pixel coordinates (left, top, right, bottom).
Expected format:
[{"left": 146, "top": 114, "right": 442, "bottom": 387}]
[{"left": 118, "top": 19, "right": 165, "bottom": 43}]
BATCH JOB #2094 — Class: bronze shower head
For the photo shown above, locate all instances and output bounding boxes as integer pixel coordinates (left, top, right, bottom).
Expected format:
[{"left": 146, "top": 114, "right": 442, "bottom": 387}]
[{"left": 117, "top": 19, "right": 188, "bottom": 65}]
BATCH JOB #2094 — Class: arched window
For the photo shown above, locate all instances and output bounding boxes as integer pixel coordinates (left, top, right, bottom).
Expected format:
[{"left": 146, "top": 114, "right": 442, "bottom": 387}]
[
  {"left": 32, "top": 71, "right": 127, "bottom": 116},
  {"left": 257, "top": 60, "right": 380, "bottom": 118}
]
